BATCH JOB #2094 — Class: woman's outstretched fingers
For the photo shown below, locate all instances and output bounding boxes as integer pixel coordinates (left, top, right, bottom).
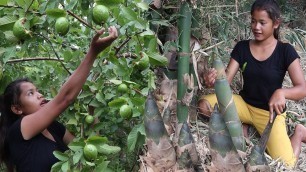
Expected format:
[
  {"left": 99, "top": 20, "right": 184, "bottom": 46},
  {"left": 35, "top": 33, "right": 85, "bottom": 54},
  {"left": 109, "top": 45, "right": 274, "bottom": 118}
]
[
  {"left": 93, "top": 28, "right": 105, "bottom": 40},
  {"left": 108, "top": 26, "right": 118, "bottom": 38},
  {"left": 89, "top": 26, "right": 118, "bottom": 55}
]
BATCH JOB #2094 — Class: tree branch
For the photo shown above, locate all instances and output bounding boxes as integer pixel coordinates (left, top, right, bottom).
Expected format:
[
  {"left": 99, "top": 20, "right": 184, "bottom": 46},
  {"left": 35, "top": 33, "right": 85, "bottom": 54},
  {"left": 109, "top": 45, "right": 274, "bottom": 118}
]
[
  {"left": 115, "top": 36, "right": 132, "bottom": 55},
  {"left": 66, "top": 10, "right": 98, "bottom": 33},
  {"left": 0, "top": 5, "right": 21, "bottom": 8},
  {"left": 36, "top": 33, "right": 72, "bottom": 75},
  {"left": 119, "top": 52, "right": 137, "bottom": 59},
  {"left": 201, "top": 41, "right": 224, "bottom": 51},
  {"left": 0, "top": 5, "right": 41, "bottom": 15},
  {"left": 25, "top": 0, "right": 35, "bottom": 14},
  {"left": 115, "top": 31, "right": 145, "bottom": 55},
  {"left": 7, "top": 57, "right": 64, "bottom": 64}
]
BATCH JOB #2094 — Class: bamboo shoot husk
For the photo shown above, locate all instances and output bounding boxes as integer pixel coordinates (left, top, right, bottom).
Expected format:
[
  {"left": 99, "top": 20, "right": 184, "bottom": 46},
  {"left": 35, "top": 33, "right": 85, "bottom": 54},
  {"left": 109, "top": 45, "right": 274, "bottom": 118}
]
[{"left": 208, "top": 104, "right": 245, "bottom": 172}]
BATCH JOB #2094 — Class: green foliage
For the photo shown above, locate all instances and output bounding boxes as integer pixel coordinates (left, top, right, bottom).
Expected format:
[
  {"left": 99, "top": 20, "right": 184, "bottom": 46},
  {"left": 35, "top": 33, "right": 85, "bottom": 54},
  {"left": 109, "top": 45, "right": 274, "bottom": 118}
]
[{"left": 0, "top": 0, "right": 168, "bottom": 170}]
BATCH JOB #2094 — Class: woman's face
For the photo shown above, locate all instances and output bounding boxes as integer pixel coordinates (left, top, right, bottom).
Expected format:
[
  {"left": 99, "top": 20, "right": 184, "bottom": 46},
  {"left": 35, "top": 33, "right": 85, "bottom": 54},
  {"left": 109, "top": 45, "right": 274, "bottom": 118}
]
[
  {"left": 251, "top": 9, "right": 279, "bottom": 41},
  {"left": 15, "top": 82, "right": 47, "bottom": 115}
]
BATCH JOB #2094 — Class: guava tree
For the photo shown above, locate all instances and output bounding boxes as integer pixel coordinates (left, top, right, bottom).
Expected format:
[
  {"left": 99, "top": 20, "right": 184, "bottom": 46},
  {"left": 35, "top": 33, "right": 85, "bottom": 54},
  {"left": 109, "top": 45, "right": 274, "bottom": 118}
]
[{"left": 0, "top": 0, "right": 168, "bottom": 171}]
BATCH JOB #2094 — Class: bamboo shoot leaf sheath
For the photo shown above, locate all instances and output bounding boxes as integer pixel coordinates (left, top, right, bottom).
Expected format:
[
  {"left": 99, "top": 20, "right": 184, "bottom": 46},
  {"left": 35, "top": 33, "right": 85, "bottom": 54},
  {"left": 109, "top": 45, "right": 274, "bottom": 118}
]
[{"left": 213, "top": 51, "right": 246, "bottom": 152}]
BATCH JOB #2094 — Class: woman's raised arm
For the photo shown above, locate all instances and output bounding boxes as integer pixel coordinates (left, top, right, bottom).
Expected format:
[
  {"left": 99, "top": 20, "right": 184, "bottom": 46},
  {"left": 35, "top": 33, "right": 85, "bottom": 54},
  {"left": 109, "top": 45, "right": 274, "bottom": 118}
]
[{"left": 21, "top": 26, "right": 118, "bottom": 140}]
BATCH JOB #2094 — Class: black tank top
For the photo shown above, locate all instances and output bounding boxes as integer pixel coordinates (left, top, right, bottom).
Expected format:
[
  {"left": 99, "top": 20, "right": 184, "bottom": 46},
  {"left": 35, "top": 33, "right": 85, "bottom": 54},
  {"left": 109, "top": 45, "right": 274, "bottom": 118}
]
[
  {"left": 7, "top": 118, "right": 67, "bottom": 172},
  {"left": 231, "top": 40, "right": 299, "bottom": 110}
]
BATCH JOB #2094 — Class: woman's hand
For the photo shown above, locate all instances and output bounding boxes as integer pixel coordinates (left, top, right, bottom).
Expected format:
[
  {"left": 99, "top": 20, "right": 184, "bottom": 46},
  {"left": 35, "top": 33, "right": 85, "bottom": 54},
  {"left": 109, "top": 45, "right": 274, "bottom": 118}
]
[
  {"left": 89, "top": 26, "right": 118, "bottom": 56},
  {"left": 268, "top": 89, "right": 286, "bottom": 122},
  {"left": 203, "top": 68, "right": 217, "bottom": 88}
]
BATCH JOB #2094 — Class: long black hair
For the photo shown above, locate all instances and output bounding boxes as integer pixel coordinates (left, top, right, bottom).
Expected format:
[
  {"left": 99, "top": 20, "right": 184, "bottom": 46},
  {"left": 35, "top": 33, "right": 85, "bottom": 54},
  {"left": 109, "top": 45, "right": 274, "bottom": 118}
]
[
  {"left": 0, "top": 78, "right": 31, "bottom": 171},
  {"left": 251, "top": 0, "right": 281, "bottom": 40}
]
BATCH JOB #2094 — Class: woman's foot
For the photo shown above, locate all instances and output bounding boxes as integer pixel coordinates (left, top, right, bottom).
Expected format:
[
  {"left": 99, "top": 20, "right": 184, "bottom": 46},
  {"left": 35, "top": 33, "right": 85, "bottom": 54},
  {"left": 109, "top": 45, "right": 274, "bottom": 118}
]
[
  {"left": 290, "top": 124, "right": 306, "bottom": 158},
  {"left": 198, "top": 99, "right": 212, "bottom": 117}
]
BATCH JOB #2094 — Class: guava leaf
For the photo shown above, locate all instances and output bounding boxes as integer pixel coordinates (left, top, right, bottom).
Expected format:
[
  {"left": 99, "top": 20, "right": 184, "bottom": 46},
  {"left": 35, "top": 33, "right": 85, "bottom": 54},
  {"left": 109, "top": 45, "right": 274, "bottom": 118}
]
[
  {"left": 148, "top": 71, "right": 156, "bottom": 89},
  {"left": 30, "top": 16, "right": 44, "bottom": 27},
  {"left": 14, "top": 0, "right": 38, "bottom": 12},
  {"left": 147, "top": 52, "right": 168, "bottom": 66},
  {"left": 4, "top": 31, "right": 18, "bottom": 43},
  {"left": 136, "top": 2, "right": 149, "bottom": 11},
  {"left": 14, "top": 0, "right": 25, "bottom": 8},
  {"left": 108, "top": 97, "right": 127, "bottom": 108},
  {"left": 46, "top": 9, "right": 67, "bottom": 18},
  {"left": 0, "top": 0, "right": 8, "bottom": 5},
  {"left": 66, "top": 118, "right": 77, "bottom": 125},
  {"left": 127, "top": 124, "right": 145, "bottom": 151},
  {"left": 95, "top": 161, "right": 110, "bottom": 172},
  {"left": 95, "top": 0, "right": 123, "bottom": 7},
  {"left": 61, "top": 161, "right": 69, "bottom": 172},
  {"left": 53, "top": 151, "right": 69, "bottom": 161},
  {"left": 98, "top": 144, "right": 121, "bottom": 155},
  {"left": 0, "top": 16, "right": 17, "bottom": 26},
  {"left": 66, "top": 0, "right": 78, "bottom": 10},
  {"left": 121, "top": 6, "right": 137, "bottom": 21},
  {"left": 0, "top": 47, "right": 5, "bottom": 57},
  {"left": 51, "top": 161, "right": 63, "bottom": 172},
  {"left": 95, "top": 91, "right": 105, "bottom": 103},
  {"left": 72, "top": 150, "right": 83, "bottom": 165},
  {"left": 109, "top": 79, "right": 122, "bottom": 85},
  {"left": 151, "top": 20, "right": 170, "bottom": 27},
  {"left": 68, "top": 140, "right": 86, "bottom": 151},
  {"left": 124, "top": 80, "right": 137, "bottom": 85},
  {"left": 143, "top": 35, "right": 158, "bottom": 53},
  {"left": 130, "top": 97, "right": 145, "bottom": 106},
  {"left": 87, "top": 136, "right": 108, "bottom": 147},
  {"left": 3, "top": 46, "right": 16, "bottom": 63},
  {"left": 0, "top": 16, "right": 17, "bottom": 31}
]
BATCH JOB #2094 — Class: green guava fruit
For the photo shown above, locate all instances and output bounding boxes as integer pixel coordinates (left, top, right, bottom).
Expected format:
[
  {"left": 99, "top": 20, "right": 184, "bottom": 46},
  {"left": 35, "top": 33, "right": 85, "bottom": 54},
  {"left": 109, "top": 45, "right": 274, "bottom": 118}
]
[
  {"left": 83, "top": 144, "right": 98, "bottom": 161},
  {"left": 55, "top": 17, "right": 69, "bottom": 36},
  {"left": 118, "top": 83, "right": 128, "bottom": 93},
  {"left": 135, "top": 52, "right": 150, "bottom": 70},
  {"left": 92, "top": 5, "right": 109, "bottom": 25},
  {"left": 119, "top": 104, "right": 132, "bottom": 119},
  {"left": 13, "top": 18, "right": 31, "bottom": 40},
  {"left": 85, "top": 115, "right": 94, "bottom": 124}
]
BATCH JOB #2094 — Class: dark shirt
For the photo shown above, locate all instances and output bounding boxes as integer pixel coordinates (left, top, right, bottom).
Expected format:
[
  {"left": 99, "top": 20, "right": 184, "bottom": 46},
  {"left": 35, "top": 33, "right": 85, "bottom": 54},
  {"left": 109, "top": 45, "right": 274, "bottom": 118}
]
[
  {"left": 7, "top": 118, "right": 67, "bottom": 172},
  {"left": 231, "top": 40, "right": 299, "bottom": 110}
]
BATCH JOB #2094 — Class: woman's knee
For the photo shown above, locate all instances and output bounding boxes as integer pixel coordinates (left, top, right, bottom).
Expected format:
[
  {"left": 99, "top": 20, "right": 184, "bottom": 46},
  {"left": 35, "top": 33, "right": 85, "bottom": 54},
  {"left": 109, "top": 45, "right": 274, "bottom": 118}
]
[{"left": 294, "top": 124, "right": 306, "bottom": 141}]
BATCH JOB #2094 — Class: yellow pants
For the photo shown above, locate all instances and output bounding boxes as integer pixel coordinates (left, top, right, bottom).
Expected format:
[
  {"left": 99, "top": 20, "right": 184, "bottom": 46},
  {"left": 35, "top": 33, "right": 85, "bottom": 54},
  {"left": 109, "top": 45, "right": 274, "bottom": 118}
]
[{"left": 201, "top": 94, "right": 296, "bottom": 167}]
